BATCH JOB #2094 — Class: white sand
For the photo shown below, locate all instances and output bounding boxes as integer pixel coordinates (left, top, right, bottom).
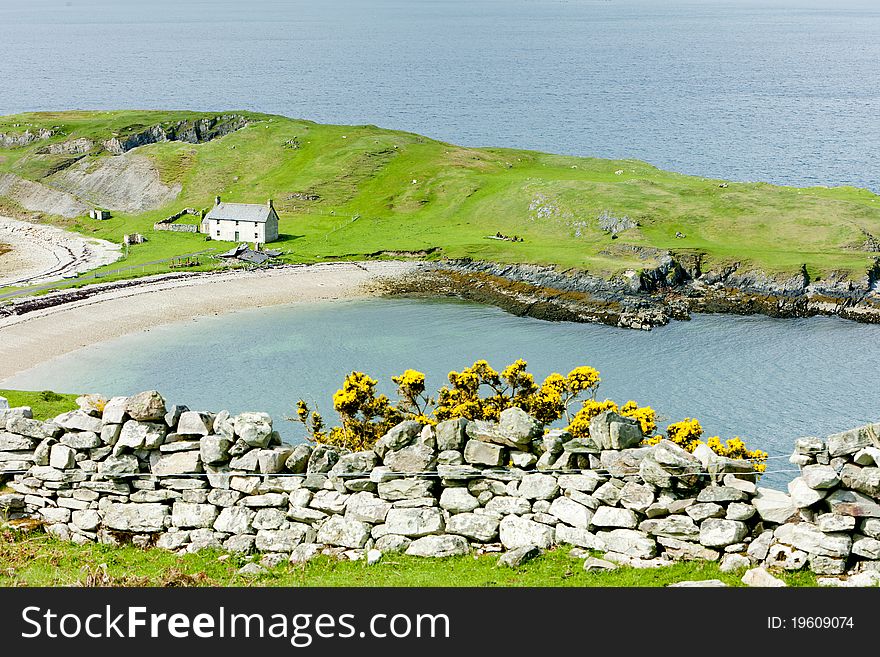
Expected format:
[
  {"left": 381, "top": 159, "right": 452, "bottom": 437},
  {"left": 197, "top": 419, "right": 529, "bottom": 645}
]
[
  {"left": 0, "top": 260, "right": 418, "bottom": 382},
  {"left": 0, "top": 216, "right": 122, "bottom": 287}
]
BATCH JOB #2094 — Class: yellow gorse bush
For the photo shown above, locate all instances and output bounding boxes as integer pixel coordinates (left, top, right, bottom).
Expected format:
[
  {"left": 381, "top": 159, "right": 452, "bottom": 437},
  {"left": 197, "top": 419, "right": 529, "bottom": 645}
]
[{"left": 291, "top": 359, "right": 766, "bottom": 473}]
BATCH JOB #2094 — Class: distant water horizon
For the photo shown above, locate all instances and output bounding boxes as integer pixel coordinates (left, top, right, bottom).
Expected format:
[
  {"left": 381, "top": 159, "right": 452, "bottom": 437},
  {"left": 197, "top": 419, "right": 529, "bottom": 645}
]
[{"left": 0, "top": 0, "right": 878, "bottom": 191}]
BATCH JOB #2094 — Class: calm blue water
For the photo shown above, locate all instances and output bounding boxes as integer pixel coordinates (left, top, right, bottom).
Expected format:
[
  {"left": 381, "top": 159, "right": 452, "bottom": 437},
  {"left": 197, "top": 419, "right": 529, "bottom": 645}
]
[
  {"left": 0, "top": 0, "right": 878, "bottom": 190},
  {"left": 3, "top": 298, "right": 879, "bottom": 487}
]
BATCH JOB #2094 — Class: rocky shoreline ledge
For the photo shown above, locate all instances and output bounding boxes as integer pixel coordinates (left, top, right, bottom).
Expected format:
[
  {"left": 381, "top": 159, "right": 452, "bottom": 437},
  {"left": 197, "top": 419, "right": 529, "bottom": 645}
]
[
  {"left": 2, "top": 391, "right": 880, "bottom": 586},
  {"left": 390, "top": 257, "right": 880, "bottom": 330}
]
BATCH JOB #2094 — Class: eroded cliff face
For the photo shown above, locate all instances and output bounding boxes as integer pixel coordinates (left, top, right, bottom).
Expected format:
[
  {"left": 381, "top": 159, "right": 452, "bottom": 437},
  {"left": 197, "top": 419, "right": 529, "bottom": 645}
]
[
  {"left": 102, "top": 114, "right": 249, "bottom": 155},
  {"left": 392, "top": 256, "right": 880, "bottom": 330}
]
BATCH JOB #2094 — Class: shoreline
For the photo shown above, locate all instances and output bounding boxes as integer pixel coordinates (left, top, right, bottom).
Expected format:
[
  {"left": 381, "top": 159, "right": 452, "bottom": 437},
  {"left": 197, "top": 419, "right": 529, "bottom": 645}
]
[
  {"left": 0, "top": 260, "right": 418, "bottom": 382},
  {"left": 0, "top": 215, "right": 121, "bottom": 287}
]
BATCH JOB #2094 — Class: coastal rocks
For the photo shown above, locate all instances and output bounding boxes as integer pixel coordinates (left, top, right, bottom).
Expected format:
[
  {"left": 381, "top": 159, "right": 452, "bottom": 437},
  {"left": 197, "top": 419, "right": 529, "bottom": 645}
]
[{"left": 124, "top": 391, "right": 167, "bottom": 422}]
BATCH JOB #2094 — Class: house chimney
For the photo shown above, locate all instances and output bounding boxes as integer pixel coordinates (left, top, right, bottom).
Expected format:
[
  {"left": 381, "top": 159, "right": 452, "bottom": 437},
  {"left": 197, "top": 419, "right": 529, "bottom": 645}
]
[
  {"left": 267, "top": 198, "right": 274, "bottom": 209},
  {"left": 215, "top": 195, "right": 221, "bottom": 206}
]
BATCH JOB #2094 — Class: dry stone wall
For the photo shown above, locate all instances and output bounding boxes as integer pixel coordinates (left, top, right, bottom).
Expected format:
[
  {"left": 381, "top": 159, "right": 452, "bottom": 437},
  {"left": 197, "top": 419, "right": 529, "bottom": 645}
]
[{"left": 1, "top": 391, "right": 879, "bottom": 583}]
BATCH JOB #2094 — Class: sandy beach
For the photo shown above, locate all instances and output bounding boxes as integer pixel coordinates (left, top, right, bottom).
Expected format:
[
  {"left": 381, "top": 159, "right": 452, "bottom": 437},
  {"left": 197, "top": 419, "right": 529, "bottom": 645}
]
[
  {"left": 0, "top": 260, "right": 419, "bottom": 382},
  {"left": 0, "top": 215, "right": 121, "bottom": 287}
]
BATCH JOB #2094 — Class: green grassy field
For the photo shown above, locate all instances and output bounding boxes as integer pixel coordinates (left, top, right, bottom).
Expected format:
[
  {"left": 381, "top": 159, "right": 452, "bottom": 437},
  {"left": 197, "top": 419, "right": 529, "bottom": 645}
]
[
  {"left": 2, "top": 109, "right": 879, "bottom": 298},
  {"left": 0, "top": 389, "right": 78, "bottom": 420},
  {"left": 0, "top": 530, "right": 815, "bottom": 587}
]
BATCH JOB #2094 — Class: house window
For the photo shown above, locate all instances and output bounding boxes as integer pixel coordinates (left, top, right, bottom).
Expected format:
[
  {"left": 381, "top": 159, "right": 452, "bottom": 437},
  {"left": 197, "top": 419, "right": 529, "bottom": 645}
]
[
  {"left": 216, "top": 230, "right": 220, "bottom": 236},
  {"left": 255, "top": 233, "right": 259, "bottom": 239},
  {"left": 235, "top": 221, "right": 239, "bottom": 226}
]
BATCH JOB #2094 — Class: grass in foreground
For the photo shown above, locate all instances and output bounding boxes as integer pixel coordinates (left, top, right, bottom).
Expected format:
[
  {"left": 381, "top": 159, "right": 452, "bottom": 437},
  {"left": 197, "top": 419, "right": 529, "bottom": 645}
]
[
  {"left": 1, "top": 110, "right": 879, "bottom": 299},
  {"left": 0, "top": 389, "right": 78, "bottom": 420},
  {"left": 0, "top": 530, "right": 817, "bottom": 587}
]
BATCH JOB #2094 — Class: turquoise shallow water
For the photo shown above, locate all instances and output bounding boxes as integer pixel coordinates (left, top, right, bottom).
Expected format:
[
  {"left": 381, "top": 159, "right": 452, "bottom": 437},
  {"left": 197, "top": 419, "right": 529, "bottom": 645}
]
[{"left": 3, "top": 297, "right": 878, "bottom": 487}]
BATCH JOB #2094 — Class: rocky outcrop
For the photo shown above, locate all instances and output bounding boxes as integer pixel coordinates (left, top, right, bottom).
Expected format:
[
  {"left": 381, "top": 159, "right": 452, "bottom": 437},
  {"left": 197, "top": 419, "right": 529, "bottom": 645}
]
[
  {"left": 2, "top": 390, "right": 878, "bottom": 583},
  {"left": 0, "top": 173, "right": 90, "bottom": 218},
  {"left": 102, "top": 115, "right": 248, "bottom": 155},
  {"left": 0, "top": 128, "right": 54, "bottom": 149},
  {"left": 397, "top": 256, "right": 880, "bottom": 330}
]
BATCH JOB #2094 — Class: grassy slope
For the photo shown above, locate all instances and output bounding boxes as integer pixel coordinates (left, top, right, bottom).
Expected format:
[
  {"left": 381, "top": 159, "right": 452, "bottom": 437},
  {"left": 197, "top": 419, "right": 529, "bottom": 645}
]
[
  {"left": 0, "top": 531, "right": 816, "bottom": 587},
  {"left": 1, "top": 110, "right": 879, "bottom": 295},
  {"left": 0, "top": 388, "right": 78, "bottom": 420}
]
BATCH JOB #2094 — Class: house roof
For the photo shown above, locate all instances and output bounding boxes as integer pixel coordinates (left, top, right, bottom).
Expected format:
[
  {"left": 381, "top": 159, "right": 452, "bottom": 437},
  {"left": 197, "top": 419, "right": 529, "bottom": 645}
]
[{"left": 205, "top": 202, "right": 275, "bottom": 224}]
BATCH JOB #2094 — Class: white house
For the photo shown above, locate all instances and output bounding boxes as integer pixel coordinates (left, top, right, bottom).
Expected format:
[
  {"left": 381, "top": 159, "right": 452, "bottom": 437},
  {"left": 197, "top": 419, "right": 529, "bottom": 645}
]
[{"left": 203, "top": 196, "right": 280, "bottom": 244}]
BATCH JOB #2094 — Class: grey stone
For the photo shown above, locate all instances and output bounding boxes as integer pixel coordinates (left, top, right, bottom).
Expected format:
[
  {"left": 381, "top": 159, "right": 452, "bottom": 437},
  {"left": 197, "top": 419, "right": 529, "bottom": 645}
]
[
  {"left": 657, "top": 536, "right": 720, "bottom": 561},
  {"left": 582, "top": 556, "right": 618, "bottom": 572},
  {"left": 285, "top": 444, "right": 313, "bottom": 473},
  {"left": 696, "top": 486, "right": 747, "bottom": 503},
  {"left": 378, "top": 478, "right": 433, "bottom": 501},
  {"left": 498, "top": 544, "right": 541, "bottom": 568},
  {"left": 618, "top": 481, "right": 654, "bottom": 513},
  {"left": 686, "top": 502, "right": 725, "bottom": 522},
  {"left": 499, "top": 515, "right": 555, "bottom": 549},
  {"left": 861, "top": 518, "right": 880, "bottom": 539},
  {"left": 437, "top": 449, "right": 464, "bottom": 466},
  {"left": 854, "top": 447, "right": 880, "bottom": 467},
  {"left": 213, "top": 506, "right": 255, "bottom": 534},
  {"left": 330, "top": 450, "right": 378, "bottom": 476},
  {"left": 510, "top": 451, "right": 537, "bottom": 469},
  {"left": 774, "top": 523, "right": 852, "bottom": 558},
  {"left": 746, "top": 530, "right": 775, "bottom": 561},
  {"left": 374, "top": 535, "right": 412, "bottom": 553},
  {"left": 498, "top": 407, "right": 542, "bottom": 446},
  {"left": 742, "top": 567, "right": 787, "bottom": 587},
  {"left": 116, "top": 420, "right": 167, "bottom": 453},
  {"left": 641, "top": 514, "right": 700, "bottom": 540},
  {"left": 765, "top": 543, "right": 808, "bottom": 571},
  {"left": 840, "top": 464, "right": 880, "bottom": 498},
  {"left": 104, "top": 503, "right": 168, "bottom": 532},
  {"left": 307, "top": 445, "right": 340, "bottom": 473},
  {"left": 557, "top": 472, "right": 602, "bottom": 493},
  {"left": 229, "top": 449, "right": 260, "bottom": 471},
  {"left": 176, "top": 411, "right": 212, "bottom": 436},
  {"left": 54, "top": 410, "right": 103, "bottom": 434},
  {"left": 801, "top": 464, "right": 840, "bottom": 490},
  {"left": 60, "top": 431, "right": 101, "bottom": 450},
  {"left": 826, "top": 424, "right": 880, "bottom": 458},
  {"left": 549, "top": 496, "right": 593, "bottom": 529},
  {"left": 485, "top": 496, "right": 531, "bottom": 515},
  {"left": 255, "top": 526, "right": 314, "bottom": 552},
  {"left": 383, "top": 443, "right": 436, "bottom": 473},
  {"left": 240, "top": 493, "right": 289, "bottom": 508},
  {"left": 753, "top": 487, "right": 798, "bottom": 524},
  {"left": 435, "top": 418, "right": 468, "bottom": 451},
  {"left": 439, "top": 487, "right": 479, "bottom": 513},
  {"left": 149, "top": 450, "right": 202, "bottom": 475},
  {"left": 789, "top": 475, "right": 828, "bottom": 508},
  {"left": 405, "top": 534, "right": 470, "bottom": 557},
  {"left": 0, "top": 432, "right": 35, "bottom": 451},
  {"left": 124, "top": 391, "right": 166, "bottom": 422},
  {"left": 852, "top": 535, "right": 880, "bottom": 560},
  {"left": 446, "top": 513, "right": 499, "bottom": 542},
  {"left": 257, "top": 447, "right": 295, "bottom": 474},
  {"left": 726, "top": 502, "right": 756, "bottom": 521},
  {"left": 48, "top": 444, "right": 75, "bottom": 469},
  {"left": 700, "top": 519, "right": 748, "bottom": 548},
  {"left": 436, "top": 464, "right": 481, "bottom": 480},
  {"left": 317, "top": 515, "right": 370, "bottom": 548},
  {"left": 345, "top": 491, "right": 391, "bottom": 524},
  {"left": 233, "top": 412, "right": 273, "bottom": 447},
  {"left": 463, "top": 439, "right": 505, "bottom": 466},
  {"left": 288, "top": 543, "right": 322, "bottom": 564},
  {"left": 589, "top": 410, "right": 643, "bottom": 450},
  {"left": 816, "top": 513, "right": 856, "bottom": 533},
  {"left": 595, "top": 529, "right": 657, "bottom": 559},
  {"left": 719, "top": 553, "right": 751, "bottom": 573},
  {"left": 384, "top": 507, "right": 444, "bottom": 537},
  {"left": 517, "top": 473, "right": 559, "bottom": 500},
  {"left": 668, "top": 579, "right": 728, "bottom": 587},
  {"left": 171, "top": 502, "right": 218, "bottom": 529},
  {"left": 826, "top": 489, "right": 880, "bottom": 518},
  {"left": 809, "top": 554, "right": 847, "bottom": 575},
  {"left": 374, "top": 420, "right": 422, "bottom": 458},
  {"left": 591, "top": 506, "right": 638, "bottom": 529},
  {"left": 309, "top": 490, "right": 347, "bottom": 513},
  {"left": 200, "top": 435, "right": 232, "bottom": 464}
]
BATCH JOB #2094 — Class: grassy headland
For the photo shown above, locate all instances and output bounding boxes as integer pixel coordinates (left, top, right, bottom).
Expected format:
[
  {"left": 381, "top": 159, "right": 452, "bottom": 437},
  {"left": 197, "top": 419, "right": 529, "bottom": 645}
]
[
  {"left": 1, "top": 110, "right": 879, "bottom": 297},
  {"left": 0, "top": 388, "right": 78, "bottom": 420}
]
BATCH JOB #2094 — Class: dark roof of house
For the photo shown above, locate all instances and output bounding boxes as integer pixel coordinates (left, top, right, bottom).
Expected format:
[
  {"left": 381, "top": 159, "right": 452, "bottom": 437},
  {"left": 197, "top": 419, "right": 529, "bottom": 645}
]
[{"left": 205, "top": 202, "right": 276, "bottom": 224}]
